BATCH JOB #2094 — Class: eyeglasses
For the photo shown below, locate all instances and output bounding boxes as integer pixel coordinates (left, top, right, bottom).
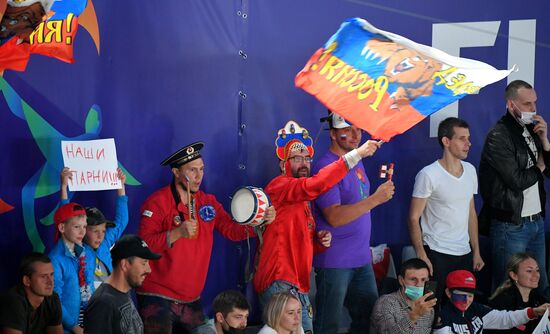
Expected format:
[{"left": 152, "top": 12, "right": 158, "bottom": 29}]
[{"left": 288, "top": 156, "right": 312, "bottom": 163}]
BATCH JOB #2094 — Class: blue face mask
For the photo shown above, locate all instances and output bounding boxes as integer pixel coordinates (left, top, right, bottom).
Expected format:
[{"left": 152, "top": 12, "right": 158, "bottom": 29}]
[{"left": 404, "top": 285, "right": 424, "bottom": 301}]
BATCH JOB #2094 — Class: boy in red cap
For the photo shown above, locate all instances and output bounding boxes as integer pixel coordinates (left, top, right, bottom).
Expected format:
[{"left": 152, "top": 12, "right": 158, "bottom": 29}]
[
  {"left": 434, "top": 270, "right": 549, "bottom": 333},
  {"left": 59, "top": 167, "right": 129, "bottom": 291},
  {"left": 49, "top": 202, "right": 92, "bottom": 334}
]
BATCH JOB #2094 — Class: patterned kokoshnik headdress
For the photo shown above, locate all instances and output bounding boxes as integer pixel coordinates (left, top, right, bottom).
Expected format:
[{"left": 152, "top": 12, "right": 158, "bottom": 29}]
[{"left": 275, "top": 120, "right": 314, "bottom": 161}]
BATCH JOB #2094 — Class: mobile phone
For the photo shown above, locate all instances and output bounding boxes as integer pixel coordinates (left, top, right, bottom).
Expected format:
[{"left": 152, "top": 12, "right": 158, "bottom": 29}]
[{"left": 423, "top": 281, "right": 437, "bottom": 301}]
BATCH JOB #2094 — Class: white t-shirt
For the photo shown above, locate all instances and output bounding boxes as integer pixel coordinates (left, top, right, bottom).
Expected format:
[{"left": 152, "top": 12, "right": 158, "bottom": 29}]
[
  {"left": 412, "top": 160, "right": 478, "bottom": 256},
  {"left": 521, "top": 127, "right": 541, "bottom": 217},
  {"left": 258, "top": 324, "right": 305, "bottom": 334}
]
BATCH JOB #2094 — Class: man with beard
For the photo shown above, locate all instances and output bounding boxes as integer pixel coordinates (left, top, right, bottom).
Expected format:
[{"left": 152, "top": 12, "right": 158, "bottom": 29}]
[
  {"left": 253, "top": 120, "right": 382, "bottom": 333},
  {"left": 205, "top": 290, "right": 250, "bottom": 334},
  {"left": 137, "top": 142, "right": 275, "bottom": 334},
  {"left": 0, "top": 252, "right": 63, "bottom": 334},
  {"left": 479, "top": 80, "right": 550, "bottom": 295},
  {"left": 312, "top": 112, "right": 394, "bottom": 334},
  {"left": 83, "top": 235, "right": 161, "bottom": 334}
]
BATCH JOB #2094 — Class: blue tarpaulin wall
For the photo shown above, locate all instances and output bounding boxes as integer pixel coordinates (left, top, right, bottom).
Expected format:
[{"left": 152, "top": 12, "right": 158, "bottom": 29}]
[{"left": 1, "top": 0, "right": 550, "bottom": 318}]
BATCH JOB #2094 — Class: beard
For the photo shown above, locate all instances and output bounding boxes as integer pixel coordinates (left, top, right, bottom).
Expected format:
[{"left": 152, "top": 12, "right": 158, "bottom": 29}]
[
  {"left": 128, "top": 274, "right": 147, "bottom": 289},
  {"left": 292, "top": 166, "right": 310, "bottom": 178},
  {"left": 222, "top": 327, "right": 245, "bottom": 334},
  {"left": 222, "top": 321, "right": 246, "bottom": 334}
]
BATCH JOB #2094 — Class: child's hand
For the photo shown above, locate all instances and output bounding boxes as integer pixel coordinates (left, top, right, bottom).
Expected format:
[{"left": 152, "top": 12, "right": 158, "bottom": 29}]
[
  {"left": 117, "top": 168, "right": 127, "bottom": 185},
  {"left": 60, "top": 167, "right": 73, "bottom": 200},
  {"left": 60, "top": 167, "right": 73, "bottom": 187},
  {"left": 117, "top": 168, "right": 126, "bottom": 196}
]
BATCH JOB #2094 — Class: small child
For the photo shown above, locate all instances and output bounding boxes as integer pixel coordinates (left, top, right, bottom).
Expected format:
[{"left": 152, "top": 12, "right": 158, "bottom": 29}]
[
  {"left": 59, "top": 167, "right": 129, "bottom": 290},
  {"left": 49, "top": 202, "right": 91, "bottom": 334},
  {"left": 434, "top": 270, "right": 549, "bottom": 333}
]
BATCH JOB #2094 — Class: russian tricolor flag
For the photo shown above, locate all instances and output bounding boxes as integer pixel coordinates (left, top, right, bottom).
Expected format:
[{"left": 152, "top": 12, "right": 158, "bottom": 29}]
[{"left": 296, "top": 18, "right": 514, "bottom": 141}]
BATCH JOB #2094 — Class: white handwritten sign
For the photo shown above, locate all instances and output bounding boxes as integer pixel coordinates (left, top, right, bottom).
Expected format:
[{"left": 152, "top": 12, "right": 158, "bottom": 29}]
[
  {"left": 533, "top": 309, "right": 550, "bottom": 334},
  {"left": 61, "top": 139, "right": 121, "bottom": 191}
]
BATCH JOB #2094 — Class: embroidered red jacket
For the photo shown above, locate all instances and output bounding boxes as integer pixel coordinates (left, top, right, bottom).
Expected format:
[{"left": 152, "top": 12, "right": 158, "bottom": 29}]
[{"left": 253, "top": 158, "right": 349, "bottom": 293}]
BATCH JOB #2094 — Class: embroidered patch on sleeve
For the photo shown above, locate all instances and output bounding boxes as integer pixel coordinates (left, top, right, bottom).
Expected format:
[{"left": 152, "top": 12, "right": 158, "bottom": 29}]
[{"left": 142, "top": 210, "right": 153, "bottom": 217}]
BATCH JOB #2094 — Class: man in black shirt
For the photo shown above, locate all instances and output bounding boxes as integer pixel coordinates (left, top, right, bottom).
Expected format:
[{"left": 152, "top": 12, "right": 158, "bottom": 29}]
[
  {"left": 84, "top": 235, "right": 161, "bottom": 334},
  {"left": 0, "top": 252, "right": 63, "bottom": 334}
]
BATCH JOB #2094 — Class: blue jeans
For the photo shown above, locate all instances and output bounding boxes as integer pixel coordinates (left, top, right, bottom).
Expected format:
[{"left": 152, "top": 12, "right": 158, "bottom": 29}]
[
  {"left": 259, "top": 281, "right": 313, "bottom": 333},
  {"left": 490, "top": 217, "right": 549, "bottom": 296},
  {"left": 313, "top": 264, "right": 378, "bottom": 334}
]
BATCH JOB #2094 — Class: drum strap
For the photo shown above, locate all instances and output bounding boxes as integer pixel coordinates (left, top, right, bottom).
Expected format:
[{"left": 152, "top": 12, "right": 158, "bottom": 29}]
[{"left": 245, "top": 224, "right": 266, "bottom": 283}]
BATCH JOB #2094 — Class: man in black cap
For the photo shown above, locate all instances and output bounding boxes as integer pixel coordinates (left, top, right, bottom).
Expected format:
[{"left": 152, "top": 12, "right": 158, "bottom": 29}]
[
  {"left": 84, "top": 234, "right": 161, "bottom": 334},
  {"left": 137, "top": 142, "right": 275, "bottom": 334}
]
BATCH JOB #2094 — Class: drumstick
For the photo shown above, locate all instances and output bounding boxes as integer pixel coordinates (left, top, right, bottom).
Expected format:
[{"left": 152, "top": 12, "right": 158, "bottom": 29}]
[
  {"left": 388, "top": 163, "right": 395, "bottom": 181},
  {"left": 185, "top": 175, "right": 198, "bottom": 239},
  {"left": 185, "top": 175, "right": 193, "bottom": 219}
]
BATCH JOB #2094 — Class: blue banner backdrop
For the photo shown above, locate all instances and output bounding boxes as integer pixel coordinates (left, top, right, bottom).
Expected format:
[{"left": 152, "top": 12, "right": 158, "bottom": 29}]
[{"left": 1, "top": 0, "right": 550, "bottom": 318}]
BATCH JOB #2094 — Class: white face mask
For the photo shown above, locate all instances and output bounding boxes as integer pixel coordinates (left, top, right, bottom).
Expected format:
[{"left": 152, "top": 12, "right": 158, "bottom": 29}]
[
  {"left": 511, "top": 101, "right": 537, "bottom": 125},
  {"left": 520, "top": 111, "right": 537, "bottom": 125}
]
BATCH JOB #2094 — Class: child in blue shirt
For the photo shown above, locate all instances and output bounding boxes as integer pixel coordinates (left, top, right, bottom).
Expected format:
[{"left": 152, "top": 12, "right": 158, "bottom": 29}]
[
  {"left": 59, "top": 167, "right": 129, "bottom": 290},
  {"left": 49, "top": 202, "right": 91, "bottom": 334},
  {"left": 50, "top": 168, "right": 129, "bottom": 333}
]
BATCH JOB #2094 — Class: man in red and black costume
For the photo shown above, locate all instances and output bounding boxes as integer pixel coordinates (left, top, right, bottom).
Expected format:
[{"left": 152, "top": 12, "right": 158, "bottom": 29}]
[
  {"left": 137, "top": 142, "right": 275, "bottom": 334},
  {"left": 253, "top": 121, "right": 381, "bottom": 333}
]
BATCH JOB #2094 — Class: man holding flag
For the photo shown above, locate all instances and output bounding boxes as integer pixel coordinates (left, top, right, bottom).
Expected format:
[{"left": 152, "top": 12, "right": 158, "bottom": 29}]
[
  {"left": 312, "top": 111, "right": 394, "bottom": 334},
  {"left": 253, "top": 120, "right": 385, "bottom": 333}
]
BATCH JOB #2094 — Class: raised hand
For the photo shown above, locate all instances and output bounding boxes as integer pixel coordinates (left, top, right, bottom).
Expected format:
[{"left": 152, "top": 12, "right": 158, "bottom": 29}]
[{"left": 356, "top": 140, "right": 382, "bottom": 158}]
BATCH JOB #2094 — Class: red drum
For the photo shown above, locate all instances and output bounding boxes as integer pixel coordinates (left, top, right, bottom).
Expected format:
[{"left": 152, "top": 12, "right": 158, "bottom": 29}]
[{"left": 230, "top": 186, "right": 271, "bottom": 227}]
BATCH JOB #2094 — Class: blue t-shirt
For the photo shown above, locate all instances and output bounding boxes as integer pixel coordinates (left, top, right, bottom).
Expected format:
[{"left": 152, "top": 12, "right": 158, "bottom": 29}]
[{"left": 313, "top": 150, "right": 372, "bottom": 268}]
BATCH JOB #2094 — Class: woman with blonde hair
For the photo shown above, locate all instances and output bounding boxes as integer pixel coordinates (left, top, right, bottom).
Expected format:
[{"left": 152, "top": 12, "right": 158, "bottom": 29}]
[
  {"left": 487, "top": 252, "right": 548, "bottom": 333},
  {"left": 258, "top": 291, "right": 305, "bottom": 334}
]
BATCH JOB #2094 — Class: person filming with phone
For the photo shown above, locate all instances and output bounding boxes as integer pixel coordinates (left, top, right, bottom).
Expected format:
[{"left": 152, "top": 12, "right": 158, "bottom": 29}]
[{"left": 370, "top": 258, "right": 436, "bottom": 333}]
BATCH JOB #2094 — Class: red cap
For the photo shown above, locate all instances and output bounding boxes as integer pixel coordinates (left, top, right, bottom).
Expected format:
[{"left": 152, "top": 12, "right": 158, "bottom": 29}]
[
  {"left": 53, "top": 203, "right": 86, "bottom": 241},
  {"left": 446, "top": 270, "right": 476, "bottom": 292}
]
